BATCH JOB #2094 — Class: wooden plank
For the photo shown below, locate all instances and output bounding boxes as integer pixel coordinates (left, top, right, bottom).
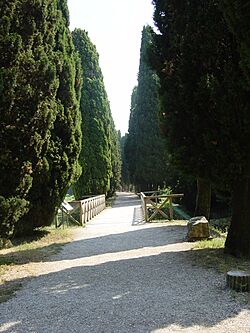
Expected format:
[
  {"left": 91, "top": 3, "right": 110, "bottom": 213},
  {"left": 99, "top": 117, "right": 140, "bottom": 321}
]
[{"left": 140, "top": 192, "right": 184, "bottom": 222}]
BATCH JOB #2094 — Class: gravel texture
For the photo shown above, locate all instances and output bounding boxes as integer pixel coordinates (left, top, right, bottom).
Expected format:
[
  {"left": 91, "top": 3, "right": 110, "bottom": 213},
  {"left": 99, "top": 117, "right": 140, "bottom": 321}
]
[{"left": 0, "top": 192, "right": 249, "bottom": 333}]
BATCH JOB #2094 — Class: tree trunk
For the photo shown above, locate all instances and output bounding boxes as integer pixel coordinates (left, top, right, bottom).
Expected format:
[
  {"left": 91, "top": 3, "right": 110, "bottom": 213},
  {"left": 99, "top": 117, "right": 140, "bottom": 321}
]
[
  {"left": 226, "top": 270, "right": 250, "bottom": 292},
  {"left": 194, "top": 178, "right": 211, "bottom": 219},
  {"left": 225, "top": 177, "right": 250, "bottom": 258}
]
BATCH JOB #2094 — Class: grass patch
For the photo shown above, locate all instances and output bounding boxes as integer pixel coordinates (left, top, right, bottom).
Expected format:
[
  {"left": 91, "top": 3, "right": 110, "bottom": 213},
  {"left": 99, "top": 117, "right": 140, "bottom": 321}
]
[
  {"left": 190, "top": 237, "right": 250, "bottom": 304},
  {"left": 178, "top": 216, "right": 249, "bottom": 303},
  {"left": 191, "top": 230, "right": 249, "bottom": 274},
  {"left": 0, "top": 226, "right": 76, "bottom": 303},
  {"left": 0, "top": 227, "right": 74, "bottom": 268},
  {"left": 194, "top": 237, "right": 226, "bottom": 250},
  {"left": 191, "top": 246, "right": 250, "bottom": 276}
]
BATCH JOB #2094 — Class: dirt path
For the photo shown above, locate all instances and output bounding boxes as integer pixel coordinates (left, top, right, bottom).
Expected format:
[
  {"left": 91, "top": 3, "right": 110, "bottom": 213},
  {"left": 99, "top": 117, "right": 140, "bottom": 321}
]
[{"left": 0, "top": 192, "right": 249, "bottom": 333}]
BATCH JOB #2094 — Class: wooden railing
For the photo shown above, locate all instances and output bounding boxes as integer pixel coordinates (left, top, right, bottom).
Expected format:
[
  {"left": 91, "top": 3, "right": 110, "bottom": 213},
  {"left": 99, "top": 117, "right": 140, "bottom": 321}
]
[
  {"left": 140, "top": 191, "right": 184, "bottom": 222},
  {"left": 70, "top": 195, "right": 106, "bottom": 225}
]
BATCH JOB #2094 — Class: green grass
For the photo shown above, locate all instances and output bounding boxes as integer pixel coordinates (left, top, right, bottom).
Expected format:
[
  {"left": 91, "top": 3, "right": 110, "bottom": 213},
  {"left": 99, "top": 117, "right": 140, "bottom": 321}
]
[
  {"left": 190, "top": 234, "right": 250, "bottom": 304},
  {"left": 194, "top": 236, "right": 226, "bottom": 250},
  {"left": 190, "top": 227, "right": 249, "bottom": 274},
  {"left": 0, "top": 226, "right": 75, "bottom": 303},
  {"left": 190, "top": 218, "right": 250, "bottom": 302}
]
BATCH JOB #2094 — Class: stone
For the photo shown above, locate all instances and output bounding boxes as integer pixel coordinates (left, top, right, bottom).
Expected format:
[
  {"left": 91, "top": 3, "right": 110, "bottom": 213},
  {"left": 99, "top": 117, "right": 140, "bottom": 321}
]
[{"left": 187, "top": 216, "right": 210, "bottom": 241}]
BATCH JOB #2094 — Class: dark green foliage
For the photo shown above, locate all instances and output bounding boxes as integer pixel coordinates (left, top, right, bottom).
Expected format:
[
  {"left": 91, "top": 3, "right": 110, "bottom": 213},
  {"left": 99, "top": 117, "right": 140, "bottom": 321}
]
[
  {"left": 108, "top": 125, "right": 122, "bottom": 197},
  {"left": 125, "top": 26, "right": 169, "bottom": 192},
  {"left": 124, "top": 87, "right": 138, "bottom": 187},
  {"left": 149, "top": 1, "right": 226, "bottom": 182},
  {"left": 220, "top": 1, "right": 250, "bottom": 87},
  {"left": 0, "top": 0, "right": 82, "bottom": 237},
  {"left": 218, "top": 2, "right": 250, "bottom": 256},
  {"left": 72, "top": 29, "right": 121, "bottom": 198},
  {"left": 110, "top": 126, "right": 122, "bottom": 196},
  {"left": 119, "top": 133, "right": 130, "bottom": 188},
  {"left": 150, "top": 0, "right": 250, "bottom": 256},
  {"left": 148, "top": 0, "right": 235, "bottom": 219},
  {"left": 0, "top": 196, "right": 28, "bottom": 239}
]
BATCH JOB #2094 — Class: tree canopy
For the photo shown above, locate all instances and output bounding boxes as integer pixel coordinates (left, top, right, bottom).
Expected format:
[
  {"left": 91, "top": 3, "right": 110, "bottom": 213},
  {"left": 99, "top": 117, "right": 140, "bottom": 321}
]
[
  {"left": 0, "top": 0, "right": 82, "bottom": 237},
  {"left": 72, "top": 29, "right": 121, "bottom": 198},
  {"left": 125, "top": 26, "right": 168, "bottom": 192},
  {"left": 149, "top": 0, "right": 250, "bottom": 257}
]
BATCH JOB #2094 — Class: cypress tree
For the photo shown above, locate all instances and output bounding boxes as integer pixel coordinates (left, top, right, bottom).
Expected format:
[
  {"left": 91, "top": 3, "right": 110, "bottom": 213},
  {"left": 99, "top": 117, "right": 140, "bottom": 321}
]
[
  {"left": 218, "top": 1, "right": 250, "bottom": 257},
  {"left": 119, "top": 133, "right": 130, "bottom": 189},
  {"left": 124, "top": 87, "right": 138, "bottom": 187},
  {"left": 148, "top": 0, "right": 235, "bottom": 218},
  {"left": 220, "top": 1, "right": 250, "bottom": 87},
  {"left": 150, "top": 0, "right": 250, "bottom": 257},
  {"left": 0, "top": 0, "right": 82, "bottom": 237},
  {"left": 72, "top": 29, "right": 114, "bottom": 198},
  {"left": 0, "top": 0, "right": 32, "bottom": 238},
  {"left": 125, "top": 26, "right": 168, "bottom": 192}
]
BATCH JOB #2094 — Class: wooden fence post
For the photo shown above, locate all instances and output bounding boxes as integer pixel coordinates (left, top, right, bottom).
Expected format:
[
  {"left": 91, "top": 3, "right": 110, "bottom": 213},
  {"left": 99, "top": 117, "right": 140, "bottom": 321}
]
[{"left": 169, "top": 197, "right": 173, "bottom": 220}]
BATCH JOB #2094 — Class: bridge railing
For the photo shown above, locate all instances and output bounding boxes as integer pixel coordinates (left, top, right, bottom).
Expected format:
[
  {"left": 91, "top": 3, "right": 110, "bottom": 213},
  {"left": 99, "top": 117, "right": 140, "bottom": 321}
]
[
  {"left": 70, "top": 195, "right": 106, "bottom": 225},
  {"left": 140, "top": 191, "right": 184, "bottom": 222},
  {"left": 57, "top": 194, "right": 106, "bottom": 227}
]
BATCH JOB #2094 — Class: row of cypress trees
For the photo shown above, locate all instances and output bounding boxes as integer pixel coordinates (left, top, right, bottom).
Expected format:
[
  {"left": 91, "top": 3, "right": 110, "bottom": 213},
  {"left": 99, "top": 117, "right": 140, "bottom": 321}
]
[
  {"left": 0, "top": 1, "right": 121, "bottom": 239},
  {"left": 146, "top": 0, "right": 250, "bottom": 257}
]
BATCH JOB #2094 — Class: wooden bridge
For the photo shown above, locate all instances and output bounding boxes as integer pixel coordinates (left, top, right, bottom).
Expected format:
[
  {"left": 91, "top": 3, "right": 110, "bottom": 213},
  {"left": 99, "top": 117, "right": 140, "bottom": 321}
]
[{"left": 57, "top": 194, "right": 106, "bottom": 227}]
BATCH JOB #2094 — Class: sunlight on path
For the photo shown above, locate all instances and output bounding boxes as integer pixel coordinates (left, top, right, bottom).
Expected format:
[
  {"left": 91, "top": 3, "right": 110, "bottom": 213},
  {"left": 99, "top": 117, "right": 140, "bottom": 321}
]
[{"left": 0, "top": 192, "right": 249, "bottom": 333}]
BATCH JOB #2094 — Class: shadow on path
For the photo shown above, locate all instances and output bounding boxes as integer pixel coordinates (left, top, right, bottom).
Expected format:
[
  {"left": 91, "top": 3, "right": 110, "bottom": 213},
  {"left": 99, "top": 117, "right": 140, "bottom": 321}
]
[
  {"left": 0, "top": 249, "right": 249, "bottom": 333},
  {"left": 0, "top": 192, "right": 249, "bottom": 333},
  {"left": 0, "top": 225, "right": 186, "bottom": 264}
]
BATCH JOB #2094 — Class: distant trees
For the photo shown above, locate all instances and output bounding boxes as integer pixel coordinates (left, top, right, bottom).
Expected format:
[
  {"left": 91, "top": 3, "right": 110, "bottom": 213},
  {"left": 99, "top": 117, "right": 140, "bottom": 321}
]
[
  {"left": 119, "top": 133, "right": 130, "bottom": 189},
  {"left": 125, "top": 26, "right": 168, "bottom": 192},
  {"left": 0, "top": 0, "right": 82, "bottom": 237},
  {"left": 108, "top": 123, "right": 122, "bottom": 196},
  {"left": 149, "top": 0, "right": 250, "bottom": 257},
  {"left": 72, "top": 29, "right": 121, "bottom": 198}
]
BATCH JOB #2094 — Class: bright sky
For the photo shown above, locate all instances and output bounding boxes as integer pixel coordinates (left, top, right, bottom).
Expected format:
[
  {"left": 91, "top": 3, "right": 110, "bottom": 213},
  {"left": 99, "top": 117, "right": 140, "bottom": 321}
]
[{"left": 68, "top": 0, "right": 154, "bottom": 135}]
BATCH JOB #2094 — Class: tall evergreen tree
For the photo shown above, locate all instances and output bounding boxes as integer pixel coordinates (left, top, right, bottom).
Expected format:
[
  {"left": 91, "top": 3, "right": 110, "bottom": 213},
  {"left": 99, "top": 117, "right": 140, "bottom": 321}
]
[
  {"left": 0, "top": 0, "right": 32, "bottom": 238},
  {"left": 72, "top": 29, "right": 117, "bottom": 198},
  {"left": 150, "top": 0, "right": 250, "bottom": 257},
  {"left": 220, "top": 0, "right": 250, "bottom": 87},
  {"left": 0, "top": 0, "right": 82, "bottom": 237},
  {"left": 148, "top": 0, "right": 237, "bottom": 218},
  {"left": 125, "top": 26, "right": 168, "bottom": 192},
  {"left": 124, "top": 86, "right": 138, "bottom": 187},
  {"left": 218, "top": 0, "right": 250, "bottom": 257}
]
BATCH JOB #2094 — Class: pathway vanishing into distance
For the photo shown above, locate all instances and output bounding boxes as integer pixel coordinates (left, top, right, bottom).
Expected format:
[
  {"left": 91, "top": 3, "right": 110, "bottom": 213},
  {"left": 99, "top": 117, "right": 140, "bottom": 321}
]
[{"left": 0, "top": 192, "right": 249, "bottom": 333}]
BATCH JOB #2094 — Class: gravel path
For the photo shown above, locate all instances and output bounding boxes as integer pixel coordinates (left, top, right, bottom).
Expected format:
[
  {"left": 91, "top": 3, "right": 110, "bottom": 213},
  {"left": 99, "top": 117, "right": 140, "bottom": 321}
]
[{"left": 0, "top": 192, "right": 249, "bottom": 333}]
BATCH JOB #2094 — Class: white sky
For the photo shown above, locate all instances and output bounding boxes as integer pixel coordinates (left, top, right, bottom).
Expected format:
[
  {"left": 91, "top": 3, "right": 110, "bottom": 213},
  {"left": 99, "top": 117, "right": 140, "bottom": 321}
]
[{"left": 68, "top": 0, "right": 154, "bottom": 135}]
